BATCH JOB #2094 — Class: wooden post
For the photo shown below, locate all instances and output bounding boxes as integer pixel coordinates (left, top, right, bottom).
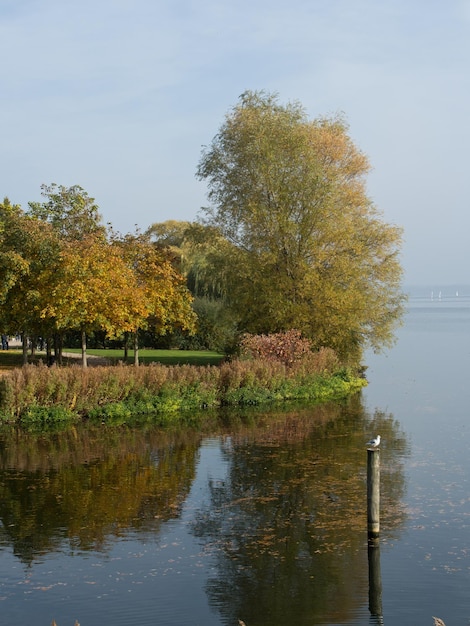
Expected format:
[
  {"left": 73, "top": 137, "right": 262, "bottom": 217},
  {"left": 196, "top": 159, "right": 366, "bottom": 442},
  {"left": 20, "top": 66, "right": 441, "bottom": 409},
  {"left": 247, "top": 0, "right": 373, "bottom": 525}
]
[
  {"left": 368, "top": 536, "right": 383, "bottom": 618},
  {"left": 367, "top": 449, "right": 380, "bottom": 537}
]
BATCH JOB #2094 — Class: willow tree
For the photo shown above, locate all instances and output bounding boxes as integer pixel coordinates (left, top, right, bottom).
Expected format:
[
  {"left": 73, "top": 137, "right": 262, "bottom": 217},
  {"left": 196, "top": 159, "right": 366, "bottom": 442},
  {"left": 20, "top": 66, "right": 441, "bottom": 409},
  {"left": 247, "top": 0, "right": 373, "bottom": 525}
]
[{"left": 196, "top": 90, "right": 405, "bottom": 363}]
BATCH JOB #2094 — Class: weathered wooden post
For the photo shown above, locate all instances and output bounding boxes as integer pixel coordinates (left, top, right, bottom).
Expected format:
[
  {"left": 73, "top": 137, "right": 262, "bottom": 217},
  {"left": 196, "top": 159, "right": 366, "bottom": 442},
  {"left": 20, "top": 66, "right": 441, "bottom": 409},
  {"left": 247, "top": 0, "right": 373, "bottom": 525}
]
[{"left": 367, "top": 448, "right": 380, "bottom": 537}]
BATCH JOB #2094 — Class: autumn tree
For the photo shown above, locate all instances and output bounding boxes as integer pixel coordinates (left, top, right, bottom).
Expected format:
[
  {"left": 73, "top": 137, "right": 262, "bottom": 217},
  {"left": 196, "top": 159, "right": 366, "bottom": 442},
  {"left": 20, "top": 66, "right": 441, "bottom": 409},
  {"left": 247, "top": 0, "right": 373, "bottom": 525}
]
[
  {"left": 196, "top": 90, "right": 405, "bottom": 362},
  {"left": 1, "top": 188, "right": 197, "bottom": 366},
  {"left": 113, "top": 233, "right": 196, "bottom": 364},
  {"left": 26, "top": 184, "right": 110, "bottom": 364},
  {"left": 41, "top": 234, "right": 149, "bottom": 367},
  {"left": 0, "top": 198, "right": 28, "bottom": 305},
  {"left": 0, "top": 199, "right": 61, "bottom": 363}
]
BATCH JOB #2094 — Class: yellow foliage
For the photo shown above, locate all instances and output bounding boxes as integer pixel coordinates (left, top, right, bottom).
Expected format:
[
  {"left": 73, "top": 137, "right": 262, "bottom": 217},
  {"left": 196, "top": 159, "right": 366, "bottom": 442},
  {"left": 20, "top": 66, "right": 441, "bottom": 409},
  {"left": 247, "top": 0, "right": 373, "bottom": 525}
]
[{"left": 196, "top": 90, "right": 406, "bottom": 362}]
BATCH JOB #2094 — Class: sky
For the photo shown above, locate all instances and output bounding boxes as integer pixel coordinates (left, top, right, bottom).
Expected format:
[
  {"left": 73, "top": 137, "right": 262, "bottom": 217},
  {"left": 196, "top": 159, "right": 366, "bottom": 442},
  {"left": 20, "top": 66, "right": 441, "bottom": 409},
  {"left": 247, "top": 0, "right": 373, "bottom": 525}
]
[{"left": 1, "top": 0, "right": 470, "bottom": 285}]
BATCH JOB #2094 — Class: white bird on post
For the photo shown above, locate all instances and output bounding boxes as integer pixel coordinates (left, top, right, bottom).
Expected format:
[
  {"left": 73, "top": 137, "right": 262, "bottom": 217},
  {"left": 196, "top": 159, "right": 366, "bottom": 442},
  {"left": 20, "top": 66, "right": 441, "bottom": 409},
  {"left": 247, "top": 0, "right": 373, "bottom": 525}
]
[{"left": 366, "top": 434, "right": 381, "bottom": 449}]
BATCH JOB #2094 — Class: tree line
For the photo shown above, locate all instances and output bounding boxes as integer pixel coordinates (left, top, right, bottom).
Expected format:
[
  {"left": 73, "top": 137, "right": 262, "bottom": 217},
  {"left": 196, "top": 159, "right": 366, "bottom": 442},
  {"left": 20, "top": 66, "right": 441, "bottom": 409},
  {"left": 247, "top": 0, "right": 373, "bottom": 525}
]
[
  {"left": 0, "top": 185, "right": 196, "bottom": 367},
  {"left": 1, "top": 90, "right": 406, "bottom": 367}
]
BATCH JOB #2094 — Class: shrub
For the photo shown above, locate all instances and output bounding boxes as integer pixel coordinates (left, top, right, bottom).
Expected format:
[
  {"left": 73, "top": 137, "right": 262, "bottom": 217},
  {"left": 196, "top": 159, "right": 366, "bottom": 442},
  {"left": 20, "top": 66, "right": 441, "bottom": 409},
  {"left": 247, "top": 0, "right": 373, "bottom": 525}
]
[{"left": 240, "top": 330, "right": 313, "bottom": 367}]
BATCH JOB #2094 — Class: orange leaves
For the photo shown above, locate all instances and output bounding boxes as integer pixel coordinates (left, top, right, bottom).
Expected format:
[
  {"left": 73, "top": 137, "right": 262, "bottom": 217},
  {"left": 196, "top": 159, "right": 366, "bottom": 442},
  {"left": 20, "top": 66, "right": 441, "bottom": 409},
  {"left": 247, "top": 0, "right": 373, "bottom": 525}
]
[
  {"left": 44, "top": 236, "right": 141, "bottom": 335},
  {"left": 38, "top": 233, "right": 195, "bottom": 339},
  {"left": 114, "top": 234, "right": 196, "bottom": 336}
]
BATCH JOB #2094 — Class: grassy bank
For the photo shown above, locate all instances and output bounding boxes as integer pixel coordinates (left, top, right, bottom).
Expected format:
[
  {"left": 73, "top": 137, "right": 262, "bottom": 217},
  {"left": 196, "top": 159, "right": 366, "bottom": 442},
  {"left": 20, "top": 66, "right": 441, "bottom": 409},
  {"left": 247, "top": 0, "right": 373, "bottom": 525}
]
[{"left": 0, "top": 351, "right": 366, "bottom": 426}]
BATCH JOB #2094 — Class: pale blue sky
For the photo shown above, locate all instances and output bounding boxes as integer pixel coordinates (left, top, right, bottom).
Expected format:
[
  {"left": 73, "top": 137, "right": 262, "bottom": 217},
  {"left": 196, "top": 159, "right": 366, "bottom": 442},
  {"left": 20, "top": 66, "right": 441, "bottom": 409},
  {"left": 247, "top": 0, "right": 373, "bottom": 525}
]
[{"left": 2, "top": 0, "right": 469, "bottom": 284}]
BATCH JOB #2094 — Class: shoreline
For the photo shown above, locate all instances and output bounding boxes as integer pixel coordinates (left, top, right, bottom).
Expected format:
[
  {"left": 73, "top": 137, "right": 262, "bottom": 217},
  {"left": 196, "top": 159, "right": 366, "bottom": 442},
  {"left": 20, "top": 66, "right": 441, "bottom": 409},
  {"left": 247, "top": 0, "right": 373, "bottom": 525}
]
[{"left": 0, "top": 359, "right": 366, "bottom": 427}]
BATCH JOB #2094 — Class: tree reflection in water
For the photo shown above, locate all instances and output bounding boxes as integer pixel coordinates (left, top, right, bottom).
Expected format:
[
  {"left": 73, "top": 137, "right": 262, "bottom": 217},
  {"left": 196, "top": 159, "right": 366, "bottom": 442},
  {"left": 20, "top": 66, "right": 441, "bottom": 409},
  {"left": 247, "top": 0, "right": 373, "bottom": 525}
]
[
  {"left": 191, "top": 395, "right": 409, "bottom": 626},
  {"left": 0, "top": 395, "right": 408, "bottom": 625},
  {"left": 0, "top": 425, "right": 201, "bottom": 564}
]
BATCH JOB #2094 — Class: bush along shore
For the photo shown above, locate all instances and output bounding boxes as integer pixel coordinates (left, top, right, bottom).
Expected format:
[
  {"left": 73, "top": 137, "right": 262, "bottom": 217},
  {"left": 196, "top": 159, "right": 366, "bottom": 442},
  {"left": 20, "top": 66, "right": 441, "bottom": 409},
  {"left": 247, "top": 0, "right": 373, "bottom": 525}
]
[{"left": 0, "top": 347, "right": 366, "bottom": 427}]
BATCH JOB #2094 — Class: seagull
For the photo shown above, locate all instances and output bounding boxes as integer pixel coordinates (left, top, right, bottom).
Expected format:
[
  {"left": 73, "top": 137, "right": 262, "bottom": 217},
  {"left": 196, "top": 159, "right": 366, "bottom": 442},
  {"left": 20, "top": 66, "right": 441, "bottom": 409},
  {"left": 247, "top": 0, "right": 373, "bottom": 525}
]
[{"left": 366, "top": 434, "right": 381, "bottom": 448}]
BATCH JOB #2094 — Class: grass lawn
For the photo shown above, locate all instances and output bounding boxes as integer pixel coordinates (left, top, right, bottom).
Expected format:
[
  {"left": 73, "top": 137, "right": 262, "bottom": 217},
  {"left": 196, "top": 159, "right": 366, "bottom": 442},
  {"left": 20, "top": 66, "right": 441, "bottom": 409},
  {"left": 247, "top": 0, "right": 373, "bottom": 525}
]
[
  {"left": 0, "top": 350, "right": 27, "bottom": 370},
  {"left": 53, "top": 348, "right": 225, "bottom": 366},
  {"left": 0, "top": 347, "right": 225, "bottom": 370}
]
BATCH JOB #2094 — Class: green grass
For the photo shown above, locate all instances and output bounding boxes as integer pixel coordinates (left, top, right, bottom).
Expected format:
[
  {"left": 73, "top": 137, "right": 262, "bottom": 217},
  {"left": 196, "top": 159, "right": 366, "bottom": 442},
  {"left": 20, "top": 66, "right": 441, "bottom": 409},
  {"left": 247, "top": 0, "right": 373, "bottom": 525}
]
[
  {"left": 0, "top": 348, "right": 225, "bottom": 369},
  {"left": 59, "top": 348, "right": 225, "bottom": 366},
  {"left": 0, "top": 349, "right": 31, "bottom": 369}
]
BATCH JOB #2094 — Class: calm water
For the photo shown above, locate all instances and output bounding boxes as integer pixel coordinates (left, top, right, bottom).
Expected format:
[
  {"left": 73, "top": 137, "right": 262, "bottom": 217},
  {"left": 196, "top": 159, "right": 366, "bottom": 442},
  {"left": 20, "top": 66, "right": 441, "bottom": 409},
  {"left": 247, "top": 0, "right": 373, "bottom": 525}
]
[{"left": 1, "top": 293, "right": 470, "bottom": 626}]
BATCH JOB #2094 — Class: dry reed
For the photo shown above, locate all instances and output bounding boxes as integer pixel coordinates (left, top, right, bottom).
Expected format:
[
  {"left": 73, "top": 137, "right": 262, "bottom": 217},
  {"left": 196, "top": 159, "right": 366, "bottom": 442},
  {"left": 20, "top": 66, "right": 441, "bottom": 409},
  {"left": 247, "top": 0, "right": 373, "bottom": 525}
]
[{"left": 0, "top": 354, "right": 364, "bottom": 424}]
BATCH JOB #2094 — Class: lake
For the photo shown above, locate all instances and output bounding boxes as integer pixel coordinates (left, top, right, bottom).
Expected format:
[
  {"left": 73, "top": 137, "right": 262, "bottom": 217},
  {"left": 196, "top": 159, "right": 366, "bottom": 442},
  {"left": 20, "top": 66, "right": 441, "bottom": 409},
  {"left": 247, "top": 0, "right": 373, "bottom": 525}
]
[{"left": 0, "top": 291, "right": 469, "bottom": 626}]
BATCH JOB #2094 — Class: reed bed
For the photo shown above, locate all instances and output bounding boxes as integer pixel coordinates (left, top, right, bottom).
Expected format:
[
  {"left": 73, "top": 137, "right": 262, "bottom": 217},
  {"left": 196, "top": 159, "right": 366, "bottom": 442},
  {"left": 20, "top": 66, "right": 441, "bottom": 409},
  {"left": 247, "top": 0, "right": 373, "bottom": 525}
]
[{"left": 0, "top": 352, "right": 366, "bottom": 426}]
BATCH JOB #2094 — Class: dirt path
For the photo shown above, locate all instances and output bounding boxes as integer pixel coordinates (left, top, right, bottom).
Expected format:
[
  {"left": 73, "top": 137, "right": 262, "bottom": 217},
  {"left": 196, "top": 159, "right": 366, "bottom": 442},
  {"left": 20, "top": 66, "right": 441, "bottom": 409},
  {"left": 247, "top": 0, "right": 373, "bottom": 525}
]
[
  {"left": 0, "top": 344, "right": 111, "bottom": 370},
  {"left": 58, "top": 352, "right": 112, "bottom": 366}
]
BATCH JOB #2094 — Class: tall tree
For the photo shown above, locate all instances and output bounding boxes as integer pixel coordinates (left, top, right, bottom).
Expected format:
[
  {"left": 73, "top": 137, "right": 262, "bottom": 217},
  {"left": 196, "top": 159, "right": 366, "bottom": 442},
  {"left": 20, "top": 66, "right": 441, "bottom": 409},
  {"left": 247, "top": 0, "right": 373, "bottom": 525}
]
[
  {"left": 26, "top": 184, "right": 109, "bottom": 364},
  {"left": 196, "top": 90, "right": 405, "bottom": 362}
]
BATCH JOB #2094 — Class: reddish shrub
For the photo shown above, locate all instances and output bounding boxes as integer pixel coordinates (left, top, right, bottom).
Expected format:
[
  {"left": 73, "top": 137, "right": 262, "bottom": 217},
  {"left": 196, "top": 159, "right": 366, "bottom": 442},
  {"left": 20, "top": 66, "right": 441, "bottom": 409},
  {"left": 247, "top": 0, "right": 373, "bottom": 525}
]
[{"left": 239, "top": 330, "right": 313, "bottom": 367}]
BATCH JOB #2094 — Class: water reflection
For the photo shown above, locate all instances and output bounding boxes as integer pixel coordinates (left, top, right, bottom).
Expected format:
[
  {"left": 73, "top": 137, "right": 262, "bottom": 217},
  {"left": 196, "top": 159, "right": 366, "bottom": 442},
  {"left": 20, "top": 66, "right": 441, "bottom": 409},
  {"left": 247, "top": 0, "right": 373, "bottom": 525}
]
[
  {"left": 368, "top": 537, "right": 383, "bottom": 624},
  {"left": 0, "top": 395, "right": 409, "bottom": 625},
  {"left": 190, "top": 396, "right": 409, "bottom": 626},
  {"left": 0, "top": 426, "right": 201, "bottom": 564}
]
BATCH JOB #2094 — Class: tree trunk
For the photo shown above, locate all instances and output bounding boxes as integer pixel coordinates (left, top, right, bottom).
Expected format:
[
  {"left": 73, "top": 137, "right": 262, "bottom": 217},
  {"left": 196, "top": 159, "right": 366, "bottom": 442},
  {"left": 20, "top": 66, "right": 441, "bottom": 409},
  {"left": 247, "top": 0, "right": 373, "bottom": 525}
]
[
  {"left": 54, "top": 333, "right": 63, "bottom": 365},
  {"left": 124, "top": 332, "right": 129, "bottom": 361},
  {"left": 46, "top": 337, "right": 52, "bottom": 366},
  {"left": 134, "top": 331, "right": 139, "bottom": 366},
  {"left": 81, "top": 330, "right": 88, "bottom": 368},
  {"left": 21, "top": 333, "right": 28, "bottom": 365}
]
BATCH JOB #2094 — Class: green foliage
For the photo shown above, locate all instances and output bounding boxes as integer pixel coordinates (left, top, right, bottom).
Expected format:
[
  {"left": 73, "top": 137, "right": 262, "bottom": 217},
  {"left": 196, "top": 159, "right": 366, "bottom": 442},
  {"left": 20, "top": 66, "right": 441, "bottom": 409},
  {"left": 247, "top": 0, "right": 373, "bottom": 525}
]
[
  {"left": 27, "top": 183, "right": 106, "bottom": 241},
  {"left": 0, "top": 201, "right": 61, "bottom": 339},
  {"left": 19, "top": 405, "right": 75, "bottom": 426},
  {"left": 88, "top": 401, "right": 133, "bottom": 424},
  {"left": 183, "top": 297, "right": 238, "bottom": 352}
]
